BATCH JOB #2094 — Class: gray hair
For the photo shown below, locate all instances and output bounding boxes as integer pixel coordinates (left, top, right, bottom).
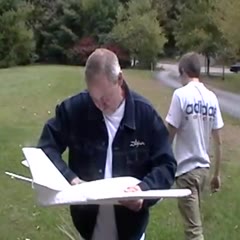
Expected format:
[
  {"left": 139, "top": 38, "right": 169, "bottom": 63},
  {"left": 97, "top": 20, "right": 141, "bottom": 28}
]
[
  {"left": 178, "top": 52, "right": 201, "bottom": 78},
  {"left": 85, "top": 48, "right": 122, "bottom": 83}
]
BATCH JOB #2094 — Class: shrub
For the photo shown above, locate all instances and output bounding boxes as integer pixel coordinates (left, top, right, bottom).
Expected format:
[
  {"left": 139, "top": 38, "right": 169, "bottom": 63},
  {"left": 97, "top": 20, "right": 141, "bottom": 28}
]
[
  {"left": 0, "top": 1, "right": 35, "bottom": 68},
  {"left": 102, "top": 42, "right": 131, "bottom": 68},
  {"left": 67, "top": 37, "right": 98, "bottom": 65}
]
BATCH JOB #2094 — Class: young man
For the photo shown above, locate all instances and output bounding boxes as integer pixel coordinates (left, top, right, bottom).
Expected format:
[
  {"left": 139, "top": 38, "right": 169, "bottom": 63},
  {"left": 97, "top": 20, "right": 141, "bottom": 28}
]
[
  {"left": 37, "top": 48, "right": 177, "bottom": 240},
  {"left": 165, "top": 52, "right": 224, "bottom": 240}
]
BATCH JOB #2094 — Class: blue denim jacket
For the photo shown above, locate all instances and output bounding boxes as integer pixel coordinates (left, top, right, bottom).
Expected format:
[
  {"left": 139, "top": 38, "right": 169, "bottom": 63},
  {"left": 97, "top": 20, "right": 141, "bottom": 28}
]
[{"left": 37, "top": 81, "right": 177, "bottom": 240}]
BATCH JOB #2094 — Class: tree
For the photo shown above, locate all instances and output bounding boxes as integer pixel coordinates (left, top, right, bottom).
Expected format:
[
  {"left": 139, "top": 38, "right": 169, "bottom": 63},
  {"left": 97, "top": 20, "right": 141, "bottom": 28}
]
[
  {"left": 110, "top": 0, "right": 166, "bottom": 68},
  {"left": 174, "top": 0, "right": 223, "bottom": 76},
  {"left": 29, "top": 0, "right": 82, "bottom": 63},
  {"left": 212, "top": 0, "right": 240, "bottom": 59},
  {"left": 152, "top": 0, "right": 180, "bottom": 57},
  {"left": 29, "top": 0, "right": 119, "bottom": 63},
  {"left": 81, "top": 0, "right": 119, "bottom": 43},
  {"left": 0, "top": 0, "right": 35, "bottom": 68}
]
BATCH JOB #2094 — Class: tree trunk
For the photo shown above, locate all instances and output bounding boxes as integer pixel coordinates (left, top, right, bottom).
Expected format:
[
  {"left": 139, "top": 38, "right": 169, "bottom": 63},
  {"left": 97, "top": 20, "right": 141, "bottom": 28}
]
[
  {"left": 132, "top": 57, "right": 136, "bottom": 67},
  {"left": 222, "top": 63, "right": 225, "bottom": 80},
  {"left": 204, "top": 56, "right": 207, "bottom": 74},
  {"left": 206, "top": 55, "right": 210, "bottom": 76}
]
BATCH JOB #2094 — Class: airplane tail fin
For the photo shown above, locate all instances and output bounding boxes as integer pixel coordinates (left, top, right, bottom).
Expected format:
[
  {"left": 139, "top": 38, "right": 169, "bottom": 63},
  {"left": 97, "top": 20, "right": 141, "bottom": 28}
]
[
  {"left": 6, "top": 147, "right": 71, "bottom": 206},
  {"left": 22, "top": 147, "right": 71, "bottom": 191}
]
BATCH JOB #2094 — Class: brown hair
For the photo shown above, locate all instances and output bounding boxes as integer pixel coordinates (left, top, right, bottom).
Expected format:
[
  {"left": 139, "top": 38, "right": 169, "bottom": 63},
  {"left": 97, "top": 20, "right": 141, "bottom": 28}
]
[{"left": 178, "top": 52, "right": 201, "bottom": 78}]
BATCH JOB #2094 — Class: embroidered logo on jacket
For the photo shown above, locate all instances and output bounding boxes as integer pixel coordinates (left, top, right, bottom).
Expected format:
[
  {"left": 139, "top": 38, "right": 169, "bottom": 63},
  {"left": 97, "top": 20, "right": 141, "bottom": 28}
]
[{"left": 130, "top": 139, "right": 145, "bottom": 148}]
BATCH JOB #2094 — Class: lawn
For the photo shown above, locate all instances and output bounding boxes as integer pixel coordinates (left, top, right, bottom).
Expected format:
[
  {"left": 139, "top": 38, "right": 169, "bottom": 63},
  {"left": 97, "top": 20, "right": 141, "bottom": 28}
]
[
  {"left": 0, "top": 65, "right": 239, "bottom": 240},
  {"left": 202, "top": 73, "right": 240, "bottom": 94}
]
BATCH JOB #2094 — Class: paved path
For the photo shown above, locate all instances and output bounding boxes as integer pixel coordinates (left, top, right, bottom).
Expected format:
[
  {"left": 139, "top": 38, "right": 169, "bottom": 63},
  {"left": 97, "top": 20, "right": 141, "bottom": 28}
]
[
  {"left": 156, "top": 63, "right": 232, "bottom": 75},
  {"left": 154, "top": 67, "right": 240, "bottom": 119}
]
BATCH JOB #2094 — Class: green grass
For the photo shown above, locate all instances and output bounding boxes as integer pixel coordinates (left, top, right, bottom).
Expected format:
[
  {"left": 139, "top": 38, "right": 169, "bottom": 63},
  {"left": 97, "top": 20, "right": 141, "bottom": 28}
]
[
  {"left": 202, "top": 73, "right": 240, "bottom": 94},
  {"left": 0, "top": 65, "right": 239, "bottom": 240}
]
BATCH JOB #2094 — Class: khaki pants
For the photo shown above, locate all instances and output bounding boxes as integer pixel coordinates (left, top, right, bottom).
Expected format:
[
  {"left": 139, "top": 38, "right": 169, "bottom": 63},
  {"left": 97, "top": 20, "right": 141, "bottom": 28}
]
[{"left": 176, "top": 167, "right": 209, "bottom": 240}]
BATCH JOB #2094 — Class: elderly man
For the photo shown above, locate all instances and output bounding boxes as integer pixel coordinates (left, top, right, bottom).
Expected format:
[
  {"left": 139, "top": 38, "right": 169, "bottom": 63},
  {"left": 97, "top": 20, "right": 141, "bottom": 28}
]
[
  {"left": 37, "top": 48, "right": 177, "bottom": 240},
  {"left": 166, "top": 52, "right": 224, "bottom": 240}
]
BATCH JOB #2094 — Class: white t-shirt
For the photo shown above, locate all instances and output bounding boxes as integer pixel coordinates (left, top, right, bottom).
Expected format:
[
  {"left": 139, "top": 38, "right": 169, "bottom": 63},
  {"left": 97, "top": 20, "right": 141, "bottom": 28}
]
[
  {"left": 91, "top": 100, "right": 125, "bottom": 240},
  {"left": 165, "top": 81, "right": 224, "bottom": 177},
  {"left": 91, "top": 100, "right": 146, "bottom": 240}
]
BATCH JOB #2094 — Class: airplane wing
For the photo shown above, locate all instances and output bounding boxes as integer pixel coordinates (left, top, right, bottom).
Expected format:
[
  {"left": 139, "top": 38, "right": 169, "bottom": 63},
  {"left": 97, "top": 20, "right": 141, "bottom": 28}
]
[
  {"left": 74, "top": 178, "right": 191, "bottom": 205},
  {"left": 87, "top": 189, "right": 191, "bottom": 202}
]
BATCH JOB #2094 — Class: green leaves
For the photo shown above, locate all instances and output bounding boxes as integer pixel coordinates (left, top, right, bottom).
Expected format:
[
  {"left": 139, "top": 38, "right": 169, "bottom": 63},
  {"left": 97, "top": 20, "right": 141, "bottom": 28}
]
[
  {"left": 212, "top": 0, "right": 240, "bottom": 58},
  {"left": 30, "top": 0, "right": 119, "bottom": 63},
  {"left": 111, "top": 0, "right": 166, "bottom": 68},
  {"left": 174, "top": 0, "right": 221, "bottom": 55},
  {"left": 1, "top": 0, "right": 239, "bottom": 68}
]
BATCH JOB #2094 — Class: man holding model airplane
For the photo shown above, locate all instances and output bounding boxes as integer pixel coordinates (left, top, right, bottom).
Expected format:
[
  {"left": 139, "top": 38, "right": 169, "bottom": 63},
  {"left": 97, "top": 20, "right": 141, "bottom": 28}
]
[{"left": 37, "top": 48, "right": 177, "bottom": 240}]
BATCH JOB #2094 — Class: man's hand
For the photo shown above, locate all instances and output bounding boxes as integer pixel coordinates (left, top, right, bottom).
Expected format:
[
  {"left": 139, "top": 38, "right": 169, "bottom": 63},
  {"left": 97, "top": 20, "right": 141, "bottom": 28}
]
[
  {"left": 119, "top": 185, "right": 143, "bottom": 212},
  {"left": 70, "top": 177, "right": 85, "bottom": 185},
  {"left": 210, "top": 175, "right": 221, "bottom": 193}
]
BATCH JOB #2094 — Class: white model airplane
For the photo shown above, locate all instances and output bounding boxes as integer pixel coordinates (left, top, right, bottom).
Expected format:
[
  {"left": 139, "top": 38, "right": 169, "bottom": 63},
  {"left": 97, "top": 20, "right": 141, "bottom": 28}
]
[{"left": 5, "top": 147, "right": 191, "bottom": 207}]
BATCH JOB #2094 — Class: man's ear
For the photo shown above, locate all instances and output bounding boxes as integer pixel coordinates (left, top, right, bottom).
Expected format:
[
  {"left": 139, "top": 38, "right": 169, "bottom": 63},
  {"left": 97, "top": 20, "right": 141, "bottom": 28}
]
[
  {"left": 117, "top": 72, "right": 123, "bottom": 86},
  {"left": 179, "top": 67, "right": 185, "bottom": 76}
]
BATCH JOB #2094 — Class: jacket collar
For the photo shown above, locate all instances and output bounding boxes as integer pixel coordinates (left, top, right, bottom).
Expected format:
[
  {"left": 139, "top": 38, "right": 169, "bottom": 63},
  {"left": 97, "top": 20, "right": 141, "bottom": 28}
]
[{"left": 121, "top": 81, "right": 136, "bottom": 130}]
